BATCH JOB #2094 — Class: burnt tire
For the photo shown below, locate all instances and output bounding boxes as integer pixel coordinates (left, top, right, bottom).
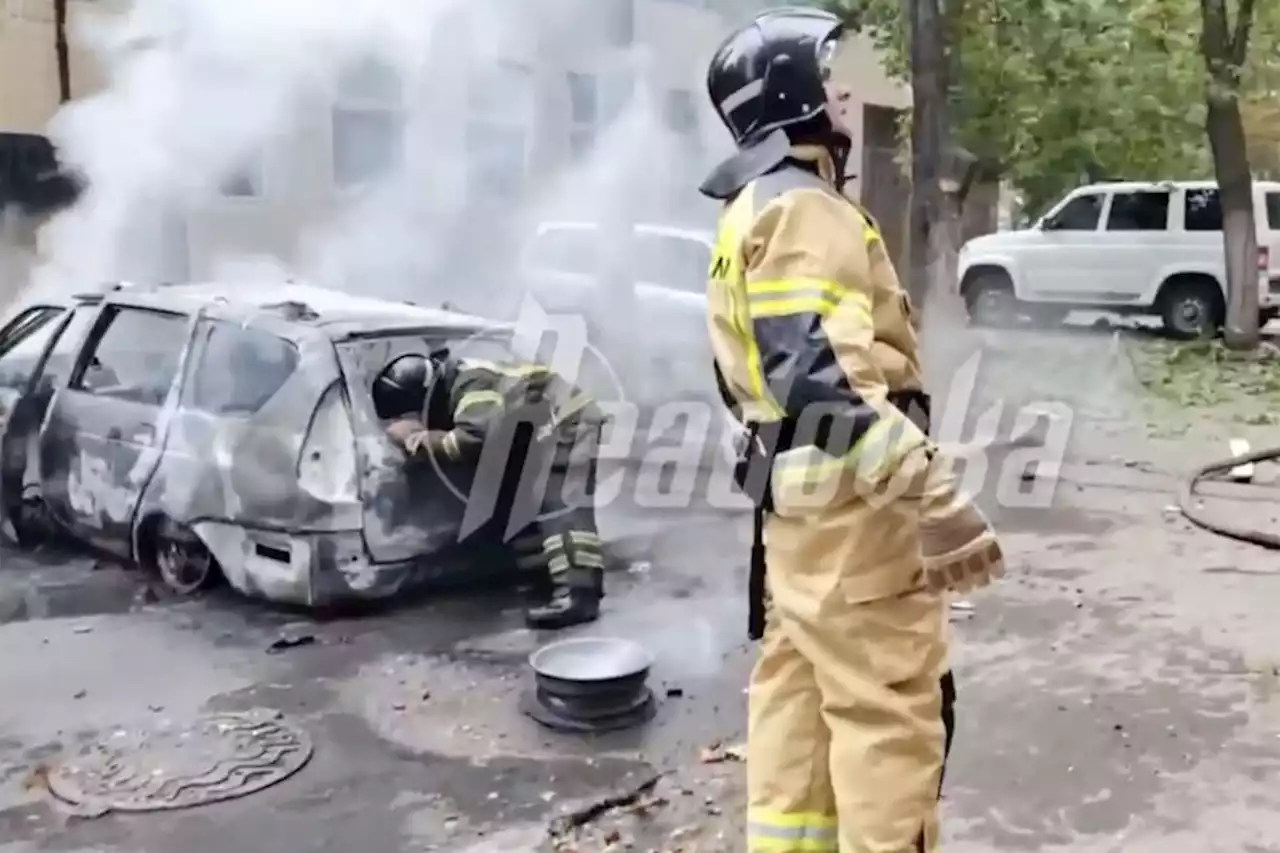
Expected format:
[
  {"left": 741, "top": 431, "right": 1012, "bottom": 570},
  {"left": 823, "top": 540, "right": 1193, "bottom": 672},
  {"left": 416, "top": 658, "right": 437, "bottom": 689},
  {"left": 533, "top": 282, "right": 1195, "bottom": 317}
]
[
  {"left": 145, "top": 517, "right": 222, "bottom": 597},
  {"left": 964, "top": 271, "right": 1019, "bottom": 328},
  {"left": 1158, "top": 277, "right": 1224, "bottom": 340}
]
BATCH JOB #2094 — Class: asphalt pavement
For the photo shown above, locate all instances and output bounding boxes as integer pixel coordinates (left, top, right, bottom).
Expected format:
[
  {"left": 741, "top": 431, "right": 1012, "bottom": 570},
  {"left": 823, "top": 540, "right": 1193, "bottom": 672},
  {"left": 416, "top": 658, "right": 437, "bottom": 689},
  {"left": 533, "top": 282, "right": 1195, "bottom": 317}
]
[{"left": 2, "top": 324, "right": 1280, "bottom": 852}]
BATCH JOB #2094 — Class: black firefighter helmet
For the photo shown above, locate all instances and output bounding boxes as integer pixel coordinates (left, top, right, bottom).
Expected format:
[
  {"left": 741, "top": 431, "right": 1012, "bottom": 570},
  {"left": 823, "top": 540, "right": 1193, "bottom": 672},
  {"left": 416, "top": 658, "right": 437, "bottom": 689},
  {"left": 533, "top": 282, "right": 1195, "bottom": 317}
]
[
  {"left": 372, "top": 353, "right": 435, "bottom": 420},
  {"left": 700, "top": 8, "right": 847, "bottom": 199},
  {"left": 706, "top": 7, "right": 845, "bottom": 147}
]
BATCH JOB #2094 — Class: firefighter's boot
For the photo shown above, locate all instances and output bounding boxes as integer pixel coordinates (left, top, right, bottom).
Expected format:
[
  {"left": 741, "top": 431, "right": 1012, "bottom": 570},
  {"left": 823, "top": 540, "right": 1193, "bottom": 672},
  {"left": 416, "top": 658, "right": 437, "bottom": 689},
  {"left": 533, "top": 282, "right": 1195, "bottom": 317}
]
[
  {"left": 524, "top": 587, "right": 600, "bottom": 630},
  {"left": 525, "top": 566, "right": 602, "bottom": 630}
]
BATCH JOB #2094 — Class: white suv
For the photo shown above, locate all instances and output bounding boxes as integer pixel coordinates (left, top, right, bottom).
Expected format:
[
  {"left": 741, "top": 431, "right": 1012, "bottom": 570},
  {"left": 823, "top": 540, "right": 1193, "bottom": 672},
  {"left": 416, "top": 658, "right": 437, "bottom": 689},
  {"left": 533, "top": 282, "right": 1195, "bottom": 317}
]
[{"left": 958, "top": 180, "right": 1280, "bottom": 338}]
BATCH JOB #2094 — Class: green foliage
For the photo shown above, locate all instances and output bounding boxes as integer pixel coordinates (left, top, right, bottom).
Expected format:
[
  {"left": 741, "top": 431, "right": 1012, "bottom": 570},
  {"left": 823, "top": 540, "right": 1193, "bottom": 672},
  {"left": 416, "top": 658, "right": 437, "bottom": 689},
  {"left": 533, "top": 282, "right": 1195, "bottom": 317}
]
[
  {"left": 818, "top": 0, "right": 1279, "bottom": 213},
  {"left": 1127, "top": 336, "right": 1280, "bottom": 424}
]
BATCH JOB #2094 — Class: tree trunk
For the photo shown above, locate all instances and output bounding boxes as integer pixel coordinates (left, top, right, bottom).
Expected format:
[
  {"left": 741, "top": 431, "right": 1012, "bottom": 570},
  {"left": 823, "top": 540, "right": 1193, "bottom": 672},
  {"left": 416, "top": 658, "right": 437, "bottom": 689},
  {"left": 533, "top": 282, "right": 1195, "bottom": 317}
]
[
  {"left": 1199, "top": 0, "right": 1259, "bottom": 350},
  {"left": 1208, "top": 96, "right": 1259, "bottom": 349},
  {"left": 54, "top": 0, "right": 71, "bottom": 103},
  {"left": 905, "top": 0, "right": 947, "bottom": 313}
]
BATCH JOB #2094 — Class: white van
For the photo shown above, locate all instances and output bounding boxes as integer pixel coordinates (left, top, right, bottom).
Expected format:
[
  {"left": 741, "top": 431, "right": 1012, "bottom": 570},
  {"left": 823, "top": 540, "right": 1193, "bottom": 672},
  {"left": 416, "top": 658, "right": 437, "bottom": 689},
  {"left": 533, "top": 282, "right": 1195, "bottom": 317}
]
[{"left": 957, "top": 180, "right": 1280, "bottom": 337}]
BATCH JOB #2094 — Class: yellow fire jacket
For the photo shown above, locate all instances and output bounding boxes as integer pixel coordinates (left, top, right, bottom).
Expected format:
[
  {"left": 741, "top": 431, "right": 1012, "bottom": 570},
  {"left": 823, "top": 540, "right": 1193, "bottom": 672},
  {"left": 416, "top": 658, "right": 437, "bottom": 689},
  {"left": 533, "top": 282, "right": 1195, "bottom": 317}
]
[{"left": 707, "top": 144, "right": 930, "bottom": 496}]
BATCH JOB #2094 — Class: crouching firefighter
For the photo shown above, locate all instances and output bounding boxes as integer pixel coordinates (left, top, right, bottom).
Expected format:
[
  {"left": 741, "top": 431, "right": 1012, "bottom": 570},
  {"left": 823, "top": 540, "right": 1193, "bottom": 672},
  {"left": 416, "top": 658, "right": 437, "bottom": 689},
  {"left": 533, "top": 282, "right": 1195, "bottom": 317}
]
[
  {"left": 701, "top": 9, "right": 1006, "bottom": 852},
  {"left": 372, "top": 352, "right": 608, "bottom": 630}
]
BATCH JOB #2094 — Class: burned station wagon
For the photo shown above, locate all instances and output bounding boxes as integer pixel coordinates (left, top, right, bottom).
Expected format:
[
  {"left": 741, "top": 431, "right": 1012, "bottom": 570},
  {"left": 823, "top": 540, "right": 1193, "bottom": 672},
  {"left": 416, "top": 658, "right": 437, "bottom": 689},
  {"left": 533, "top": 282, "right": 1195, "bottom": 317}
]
[{"left": 0, "top": 282, "right": 511, "bottom": 606}]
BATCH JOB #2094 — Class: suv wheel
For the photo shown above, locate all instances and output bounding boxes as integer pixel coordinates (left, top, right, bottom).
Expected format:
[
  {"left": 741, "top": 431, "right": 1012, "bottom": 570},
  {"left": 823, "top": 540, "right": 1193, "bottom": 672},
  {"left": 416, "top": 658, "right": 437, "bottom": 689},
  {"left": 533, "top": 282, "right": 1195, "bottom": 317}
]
[
  {"left": 1158, "top": 277, "right": 1224, "bottom": 340},
  {"left": 965, "top": 272, "right": 1019, "bottom": 328}
]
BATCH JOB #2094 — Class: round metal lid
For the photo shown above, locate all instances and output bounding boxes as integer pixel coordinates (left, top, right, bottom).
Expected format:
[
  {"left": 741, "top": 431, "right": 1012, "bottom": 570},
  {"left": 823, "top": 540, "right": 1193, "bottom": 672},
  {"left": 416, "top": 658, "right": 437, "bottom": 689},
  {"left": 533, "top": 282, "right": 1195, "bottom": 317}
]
[{"left": 529, "top": 636, "right": 653, "bottom": 682}]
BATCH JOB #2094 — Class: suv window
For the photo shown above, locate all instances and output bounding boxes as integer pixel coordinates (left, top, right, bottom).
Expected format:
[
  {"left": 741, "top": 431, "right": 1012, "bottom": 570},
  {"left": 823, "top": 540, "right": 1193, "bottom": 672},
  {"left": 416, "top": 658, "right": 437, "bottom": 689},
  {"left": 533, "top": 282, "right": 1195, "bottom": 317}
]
[
  {"left": 525, "top": 228, "right": 599, "bottom": 276},
  {"left": 1106, "top": 191, "right": 1170, "bottom": 231},
  {"left": 1050, "top": 194, "right": 1103, "bottom": 230},
  {"left": 1266, "top": 192, "right": 1280, "bottom": 230},
  {"left": 70, "top": 307, "right": 190, "bottom": 405},
  {"left": 1184, "top": 188, "right": 1222, "bottom": 231},
  {"left": 187, "top": 321, "right": 299, "bottom": 415},
  {"left": 0, "top": 307, "right": 67, "bottom": 389},
  {"left": 633, "top": 233, "right": 710, "bottom": 293}
]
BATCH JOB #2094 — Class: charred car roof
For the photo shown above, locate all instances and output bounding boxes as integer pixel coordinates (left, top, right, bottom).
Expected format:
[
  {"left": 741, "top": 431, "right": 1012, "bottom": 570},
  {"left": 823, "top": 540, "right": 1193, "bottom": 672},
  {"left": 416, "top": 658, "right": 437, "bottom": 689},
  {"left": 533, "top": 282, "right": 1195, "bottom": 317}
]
[{"left": 66, "top": 281, "right": 509, "bottom": 341}]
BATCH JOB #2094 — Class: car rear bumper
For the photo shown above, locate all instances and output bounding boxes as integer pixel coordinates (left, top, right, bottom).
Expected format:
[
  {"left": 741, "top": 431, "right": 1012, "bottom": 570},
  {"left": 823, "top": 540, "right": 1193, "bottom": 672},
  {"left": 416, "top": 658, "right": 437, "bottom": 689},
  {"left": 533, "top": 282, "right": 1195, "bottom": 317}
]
[{"left": 192, "top": 522, "right": 416, "bottom": 607}]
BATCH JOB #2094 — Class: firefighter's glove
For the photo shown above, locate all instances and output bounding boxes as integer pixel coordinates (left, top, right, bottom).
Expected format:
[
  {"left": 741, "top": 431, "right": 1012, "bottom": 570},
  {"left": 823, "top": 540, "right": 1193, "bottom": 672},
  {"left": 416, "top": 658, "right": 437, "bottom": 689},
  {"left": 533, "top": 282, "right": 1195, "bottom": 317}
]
[
  {"left": 386, "top": 418, "right": 459, "bottom": 461},
  {"left": 915, "top": 448, "right": 1006, "bottom": 594}
]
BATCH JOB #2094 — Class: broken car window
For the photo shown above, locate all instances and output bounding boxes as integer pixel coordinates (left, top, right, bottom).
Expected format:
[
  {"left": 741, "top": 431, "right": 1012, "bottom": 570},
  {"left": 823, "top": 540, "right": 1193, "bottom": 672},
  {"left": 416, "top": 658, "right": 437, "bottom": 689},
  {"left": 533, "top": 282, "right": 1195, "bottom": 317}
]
[
  {"left": 0, "top": 306, "right": 66, "bottom": 390},
  {"left": 71, "top": 307, "right": 190, "bottom": 405},
  {"left": 187, "top": 321, "right": 299, "bottom": 415},
  {"left": 33, "top": 307, "right": 96, "bottom": 394}
]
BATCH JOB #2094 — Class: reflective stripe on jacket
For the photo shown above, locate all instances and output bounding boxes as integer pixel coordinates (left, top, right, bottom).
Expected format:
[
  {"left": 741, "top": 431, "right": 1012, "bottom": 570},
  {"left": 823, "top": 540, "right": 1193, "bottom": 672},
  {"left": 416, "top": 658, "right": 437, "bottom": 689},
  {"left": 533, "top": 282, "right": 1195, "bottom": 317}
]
[
  {"left": 436, "top": 358, "right": 601, "bottom": 461},
  {"left": 706, "top": 144, "right": 929, "bottom": 488}
]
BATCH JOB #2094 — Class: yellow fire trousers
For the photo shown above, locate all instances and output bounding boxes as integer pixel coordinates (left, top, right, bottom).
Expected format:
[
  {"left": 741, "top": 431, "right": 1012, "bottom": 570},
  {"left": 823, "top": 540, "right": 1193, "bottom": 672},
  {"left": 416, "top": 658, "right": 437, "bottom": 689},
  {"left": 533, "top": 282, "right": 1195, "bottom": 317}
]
[{"left": 747, "top": 489, "right": 951, "bottom": 853}]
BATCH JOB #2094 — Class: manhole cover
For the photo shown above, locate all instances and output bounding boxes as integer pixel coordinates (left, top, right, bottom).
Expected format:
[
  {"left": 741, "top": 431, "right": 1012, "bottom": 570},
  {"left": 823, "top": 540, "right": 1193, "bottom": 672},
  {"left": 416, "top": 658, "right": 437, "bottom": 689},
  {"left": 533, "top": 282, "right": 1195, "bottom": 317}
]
[{"left": 46, "top": 709, "right": 312, "bottom": 812}]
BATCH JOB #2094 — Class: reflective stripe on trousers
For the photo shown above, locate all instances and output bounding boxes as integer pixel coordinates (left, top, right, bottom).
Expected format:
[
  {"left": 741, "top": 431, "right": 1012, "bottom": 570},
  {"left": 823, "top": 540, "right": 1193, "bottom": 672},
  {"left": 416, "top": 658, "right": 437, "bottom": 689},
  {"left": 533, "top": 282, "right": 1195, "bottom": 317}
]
[
  {"left": 747, "top": 810, "right": 838, "bottom": 853},
  {"left": 542, "top": 531, "right": 604, "bottom": 581}
]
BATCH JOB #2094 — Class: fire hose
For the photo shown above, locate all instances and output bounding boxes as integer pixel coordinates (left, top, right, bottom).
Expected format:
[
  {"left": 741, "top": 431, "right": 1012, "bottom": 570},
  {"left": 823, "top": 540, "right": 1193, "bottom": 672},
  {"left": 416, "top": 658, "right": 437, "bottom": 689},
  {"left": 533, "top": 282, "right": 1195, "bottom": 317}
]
[{"left": 1178, "top": 445, "right": 1280, "bottom": 549}]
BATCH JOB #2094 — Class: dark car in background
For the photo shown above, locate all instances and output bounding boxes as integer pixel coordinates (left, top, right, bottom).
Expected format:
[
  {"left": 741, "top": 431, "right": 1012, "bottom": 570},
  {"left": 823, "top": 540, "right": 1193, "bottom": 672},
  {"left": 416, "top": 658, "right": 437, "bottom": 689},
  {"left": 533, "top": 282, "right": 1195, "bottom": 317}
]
[{"left": 0, "top": 281, "right": 510, "bottom": 607}]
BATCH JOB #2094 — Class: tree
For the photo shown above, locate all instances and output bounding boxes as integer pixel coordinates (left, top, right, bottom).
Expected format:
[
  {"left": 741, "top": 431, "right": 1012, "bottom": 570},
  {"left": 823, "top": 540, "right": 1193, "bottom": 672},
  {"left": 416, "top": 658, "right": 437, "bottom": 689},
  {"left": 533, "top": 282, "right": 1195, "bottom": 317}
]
[
  {"left": 54, "top": 0, "right": 70, "bottom": 103},
  {"left": 1199, "top": 0, "right": 1261, "bottom": 349},
  {"left": 824, "top": 0, "right": 1213, "bottom": 215}
]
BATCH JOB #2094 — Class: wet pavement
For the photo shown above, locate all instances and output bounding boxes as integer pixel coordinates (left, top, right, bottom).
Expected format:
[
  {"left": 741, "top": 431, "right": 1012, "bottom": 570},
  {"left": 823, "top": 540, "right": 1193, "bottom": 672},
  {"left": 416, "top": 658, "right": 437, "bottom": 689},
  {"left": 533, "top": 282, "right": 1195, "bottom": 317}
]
[{"left": 3, "top": 324, "right": 1280, "bottom": 852}]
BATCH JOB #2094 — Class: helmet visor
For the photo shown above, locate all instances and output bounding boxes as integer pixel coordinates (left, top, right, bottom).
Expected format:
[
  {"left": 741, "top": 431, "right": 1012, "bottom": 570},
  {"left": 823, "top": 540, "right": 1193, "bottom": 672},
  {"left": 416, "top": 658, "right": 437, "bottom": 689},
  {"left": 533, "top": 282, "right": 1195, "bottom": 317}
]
[{"left": 817, "top": 35, "right": 841, "bottom": 82}]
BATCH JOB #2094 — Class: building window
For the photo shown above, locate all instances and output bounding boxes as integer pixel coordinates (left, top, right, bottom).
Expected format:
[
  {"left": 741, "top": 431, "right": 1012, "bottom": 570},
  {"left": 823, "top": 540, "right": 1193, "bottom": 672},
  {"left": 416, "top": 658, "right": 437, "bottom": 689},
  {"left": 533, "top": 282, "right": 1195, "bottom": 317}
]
[
  {"left": 331, "top": 57, "right": 405, "bottom": 189},
  {"left": 664, "top": 90, "right": 697, "bottom": 134},
  {"left": 466, "top": 61, "right": 533, "bottom": 200},
  {"left": 219, "top": 156, "right": 264, "bottom": 198},
  {"left": 607, "top": 0, "right": 635, "bottom": 47},
  {"left": 567, "top": 71, "right": 599, "bottom": 157},
  {"left": 5, "top": 0, "right": 54, "bottom": 23}
]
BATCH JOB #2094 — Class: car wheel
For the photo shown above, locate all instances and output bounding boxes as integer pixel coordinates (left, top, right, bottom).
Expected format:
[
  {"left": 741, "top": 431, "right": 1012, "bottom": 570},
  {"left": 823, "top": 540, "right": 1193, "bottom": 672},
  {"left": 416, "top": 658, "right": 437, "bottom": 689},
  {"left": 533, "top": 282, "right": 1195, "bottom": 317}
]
[
  {"left": 150, "top": 518, "right": 221, "bottom": 596},
  {"left": 1158, "top": 277, "right": 1223, "bottom": 340},
  {"left": 965, "top": 273, "right": 1019, "bottom": 328}
]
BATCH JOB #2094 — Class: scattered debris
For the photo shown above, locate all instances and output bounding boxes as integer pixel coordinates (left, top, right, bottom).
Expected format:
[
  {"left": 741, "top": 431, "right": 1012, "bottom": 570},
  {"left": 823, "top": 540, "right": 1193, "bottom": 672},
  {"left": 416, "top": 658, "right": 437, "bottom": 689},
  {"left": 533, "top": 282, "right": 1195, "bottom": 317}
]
[
  {"left": 267, "top": 634, "right": 317, "bottom": 654},
  {"left": 699, "top": 742, "right": 746, "bottom": 764},
  {"left": 665, "top": 687, "right": 684, "bottom": 698},
  {"left": 547, "top": 773, "right": 664, "bottom": 838},
  {"left": 1228, "top": 438, "right": 1255, "bottom": 483}
]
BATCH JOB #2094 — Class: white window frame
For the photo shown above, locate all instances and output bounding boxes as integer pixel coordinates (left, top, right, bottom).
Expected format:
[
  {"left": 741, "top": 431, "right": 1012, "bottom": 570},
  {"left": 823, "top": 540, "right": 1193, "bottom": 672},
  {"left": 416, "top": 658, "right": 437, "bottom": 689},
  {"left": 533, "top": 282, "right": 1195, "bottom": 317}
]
[{"left": 330, "top": 57, "right": 407, "bottom": 192}]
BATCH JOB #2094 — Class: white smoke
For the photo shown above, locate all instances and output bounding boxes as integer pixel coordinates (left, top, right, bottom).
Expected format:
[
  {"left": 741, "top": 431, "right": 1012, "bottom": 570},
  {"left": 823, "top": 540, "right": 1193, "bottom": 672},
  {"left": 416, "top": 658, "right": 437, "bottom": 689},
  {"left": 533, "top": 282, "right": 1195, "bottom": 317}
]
[{"left": 24, "top": 0, "right": 726, "bottom": 405}]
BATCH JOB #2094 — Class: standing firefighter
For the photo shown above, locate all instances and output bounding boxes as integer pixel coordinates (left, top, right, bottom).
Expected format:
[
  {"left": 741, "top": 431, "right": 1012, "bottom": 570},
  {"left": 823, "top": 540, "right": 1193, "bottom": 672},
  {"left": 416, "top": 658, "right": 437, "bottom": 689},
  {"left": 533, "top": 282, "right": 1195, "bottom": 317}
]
[
  {"left": 701, "top": 8, "right": 1005, "bottom": 852},
  {"left": 373, "top": 352, "right": 607, "bottom": 630}
]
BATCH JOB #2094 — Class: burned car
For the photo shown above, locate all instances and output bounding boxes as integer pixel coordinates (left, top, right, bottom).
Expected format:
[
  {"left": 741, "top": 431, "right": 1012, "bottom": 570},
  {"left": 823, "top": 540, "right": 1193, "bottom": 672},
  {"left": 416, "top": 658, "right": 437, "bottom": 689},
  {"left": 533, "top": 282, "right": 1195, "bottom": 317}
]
[{"left": 0, "top": 281, "right": 512, "bottom": 606}]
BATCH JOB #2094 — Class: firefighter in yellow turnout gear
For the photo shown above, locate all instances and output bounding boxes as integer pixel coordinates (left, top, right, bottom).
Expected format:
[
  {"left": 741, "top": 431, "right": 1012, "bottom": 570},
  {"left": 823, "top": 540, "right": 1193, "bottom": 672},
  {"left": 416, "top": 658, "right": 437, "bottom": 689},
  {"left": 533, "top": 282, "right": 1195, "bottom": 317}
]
[
  {"left": 373, "top": 352, "right": 607, "bottom": 630},
  {"left": 701, "top": 9, "right": 1005, "bottom": 852}
]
